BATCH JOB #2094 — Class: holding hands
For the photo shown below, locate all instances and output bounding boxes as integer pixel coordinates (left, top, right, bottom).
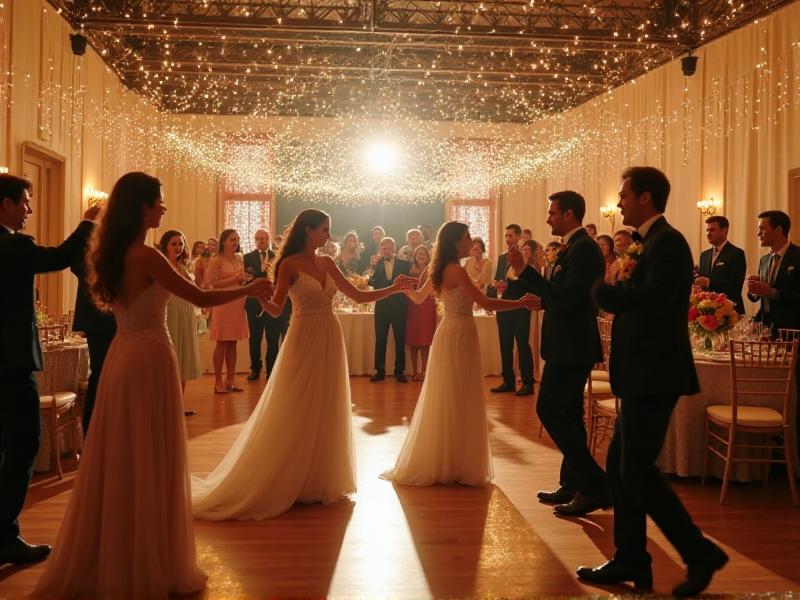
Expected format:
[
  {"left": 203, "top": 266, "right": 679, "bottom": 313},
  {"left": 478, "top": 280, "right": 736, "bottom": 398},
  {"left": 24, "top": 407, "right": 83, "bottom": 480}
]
[
  {"left": 247, "top": 277, "right": 274, "bottom": 298},
  {"left": 694, "top": 276, "right": 710, "bottom": 289},
  {"left": 521, "top": 293, "right": 541, "bottom": 311},
  {"left": 393, "top": 274, "right": 416, "bottom": 291}
]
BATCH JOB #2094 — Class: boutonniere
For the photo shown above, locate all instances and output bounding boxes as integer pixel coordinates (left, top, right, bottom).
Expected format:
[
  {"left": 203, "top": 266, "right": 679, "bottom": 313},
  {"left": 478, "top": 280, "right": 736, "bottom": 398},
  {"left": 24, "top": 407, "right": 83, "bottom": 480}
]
[
  {"left": 618, "top": 242, "right": 644, "bottom": 281},
  {"left": 715, "top": 262, "right": 725, "bottom": 266},
  {"left": 555, "top": 243, "right": 568, "bottom": 258},
  {"left": 788, "top": 266, "right": 796, "bottom": 273}
]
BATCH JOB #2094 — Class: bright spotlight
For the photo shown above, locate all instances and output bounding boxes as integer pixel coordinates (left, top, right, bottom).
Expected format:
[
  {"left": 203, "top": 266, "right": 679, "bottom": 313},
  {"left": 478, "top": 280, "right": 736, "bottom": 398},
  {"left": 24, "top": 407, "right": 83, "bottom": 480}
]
[{"left": 364, "top": 141, "right": 398, "bottom": 174}]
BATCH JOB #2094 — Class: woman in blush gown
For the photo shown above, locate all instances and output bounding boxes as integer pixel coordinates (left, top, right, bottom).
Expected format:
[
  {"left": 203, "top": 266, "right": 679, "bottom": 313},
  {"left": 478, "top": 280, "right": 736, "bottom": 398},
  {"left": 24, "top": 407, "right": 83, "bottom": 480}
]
[
  {"left": 191, "top": 209, "right": 411, "bottom": 521},
  {"left": 382, "top": 221, "right": 537, "bottom": 487},
  {"left": 33, "top": 172, "right": 272, "bottom": 600}
]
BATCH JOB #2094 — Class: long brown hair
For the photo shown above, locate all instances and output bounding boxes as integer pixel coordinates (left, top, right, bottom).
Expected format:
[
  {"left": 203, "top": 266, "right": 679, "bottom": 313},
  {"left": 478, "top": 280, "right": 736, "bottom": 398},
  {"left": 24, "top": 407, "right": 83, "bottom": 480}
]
[
  {"left": 431, "top": 221, "right": 468, "bottom": 292},
  {"left": 158, "top": 229, "right": 190, "bottom": 265},
  {"left": 274, "top": 209, "right": 330, "bottom": 279},
  {"left": 88, "top": 172, "right": 162, "bottom": 309},
  {"left": 217, "top": 229, "right": 241, "bottom": 256}
]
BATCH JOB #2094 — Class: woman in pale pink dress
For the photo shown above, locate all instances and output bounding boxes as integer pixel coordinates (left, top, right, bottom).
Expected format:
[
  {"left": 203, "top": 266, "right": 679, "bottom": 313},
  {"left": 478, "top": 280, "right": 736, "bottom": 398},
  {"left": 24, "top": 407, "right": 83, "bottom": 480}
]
[
  {"left": 33, "top": 172, "right": 271, "bottom": 599},
  {"left": 207, "top": 229, "right": 249, "bottom": 394},
  {"left": 405, "top": 244, "right": 436, "bottom": 380}
]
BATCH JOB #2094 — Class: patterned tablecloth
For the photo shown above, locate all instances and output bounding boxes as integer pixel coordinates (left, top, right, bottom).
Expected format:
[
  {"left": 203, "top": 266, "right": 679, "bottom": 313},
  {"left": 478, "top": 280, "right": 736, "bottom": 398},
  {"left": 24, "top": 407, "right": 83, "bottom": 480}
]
[{"left": 34, "top": 339, "right": 90, "bottom": 472}]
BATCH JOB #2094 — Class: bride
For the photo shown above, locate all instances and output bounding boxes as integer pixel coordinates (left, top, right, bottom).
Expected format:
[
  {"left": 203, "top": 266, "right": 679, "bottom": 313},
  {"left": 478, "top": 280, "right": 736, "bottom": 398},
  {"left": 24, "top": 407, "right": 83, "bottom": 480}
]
[
  {"left": 382, "top": 221, "right": 537, "bottom": 486},
  {"left": 191, "top": 209, "right": 410, "bottom": 520}
]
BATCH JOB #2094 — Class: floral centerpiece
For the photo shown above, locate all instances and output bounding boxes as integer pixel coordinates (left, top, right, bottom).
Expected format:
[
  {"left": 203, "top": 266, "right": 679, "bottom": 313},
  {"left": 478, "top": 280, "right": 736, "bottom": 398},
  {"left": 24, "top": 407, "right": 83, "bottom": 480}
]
[
  {"left": 688, "top": 290, "right": 739, "bottom": 351},
  {"left": 35, "top": 301, "right": 49, "bottom": 327}
]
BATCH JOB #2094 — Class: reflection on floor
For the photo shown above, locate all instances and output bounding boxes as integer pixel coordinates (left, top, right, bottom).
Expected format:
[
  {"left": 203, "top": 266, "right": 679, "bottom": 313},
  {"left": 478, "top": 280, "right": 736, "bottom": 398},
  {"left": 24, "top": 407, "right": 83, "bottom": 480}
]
[{"left": 3, "top": 375, "right": 799, "bottom": 598}]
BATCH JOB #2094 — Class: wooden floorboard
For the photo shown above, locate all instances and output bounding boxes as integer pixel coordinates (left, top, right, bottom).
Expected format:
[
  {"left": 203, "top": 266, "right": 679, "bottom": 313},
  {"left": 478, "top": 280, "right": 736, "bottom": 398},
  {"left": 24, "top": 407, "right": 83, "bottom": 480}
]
[{"left": 2, "top": 375, "right": 799, "bottom": 598}]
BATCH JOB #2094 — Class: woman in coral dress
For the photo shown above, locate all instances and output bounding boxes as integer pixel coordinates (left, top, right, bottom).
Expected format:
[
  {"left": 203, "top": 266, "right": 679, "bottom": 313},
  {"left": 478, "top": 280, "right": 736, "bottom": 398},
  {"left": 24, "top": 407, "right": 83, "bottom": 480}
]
[{"left": 405, "top": 244, "right": 436, "bottom": 380}]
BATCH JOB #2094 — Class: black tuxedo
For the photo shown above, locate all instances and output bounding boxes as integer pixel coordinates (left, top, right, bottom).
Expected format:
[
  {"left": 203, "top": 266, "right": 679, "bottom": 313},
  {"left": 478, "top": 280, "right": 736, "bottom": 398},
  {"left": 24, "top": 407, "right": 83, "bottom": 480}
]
[
  {"left": 747, "top": 243, "right": 800, "bottom": 333},
  {"left": 70, "top": 222, "right": 116, "bottom": 434},
  {"left": 369, "top": 257, "right": 410, "bottom": 375},
  {"left": 487, "top": 250, "right": 534, "bottom": 386},
  {"left": 0, "top": 220, "right": 93, "bottom": 546},
  {"left": 512, "top": 228, "right": 607, "bottom": 496},
  {"left": 243, "top": 249, "right": 290, "bottom": 376},
  {"left": 595, "top": 216, "right": 711, "bottom": 569},
  {"left": 698, "top": 242, "right": 746, "bottom": 314}
]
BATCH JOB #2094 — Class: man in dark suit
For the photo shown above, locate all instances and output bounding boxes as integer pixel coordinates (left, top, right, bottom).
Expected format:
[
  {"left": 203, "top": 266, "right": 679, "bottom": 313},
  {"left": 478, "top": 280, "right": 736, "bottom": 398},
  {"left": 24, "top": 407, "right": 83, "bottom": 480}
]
[
  {"left": 244, "top": 229, "right": 290, "bottom": 381},
  {"left": 368, "top": 237, "right": 411, "bottom": 383},
  {"left": 507, "top": 191, "right": 610, "bottom": 516},
  {"left": 71, "top": 222, "right": 116, "bottom": 434},
  {"left": 0, "top": 174, "right": 98, "bottom": 565},
  {"left": 580, "top": 167, "right": 727, "bottom": 597},
  {"left": 487, "top": 224, "right": 535, "bottom": 396},
  {"left": 695, "top": 215, "right": 746, "bottom": 314}
]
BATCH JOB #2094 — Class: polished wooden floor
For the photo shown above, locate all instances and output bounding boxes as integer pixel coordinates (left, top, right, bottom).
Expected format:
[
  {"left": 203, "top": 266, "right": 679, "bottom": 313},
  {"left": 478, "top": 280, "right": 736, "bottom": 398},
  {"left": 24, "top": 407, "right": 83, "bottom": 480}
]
[{"left": 2, "top": 375, "right": 799, "bottom": 598}]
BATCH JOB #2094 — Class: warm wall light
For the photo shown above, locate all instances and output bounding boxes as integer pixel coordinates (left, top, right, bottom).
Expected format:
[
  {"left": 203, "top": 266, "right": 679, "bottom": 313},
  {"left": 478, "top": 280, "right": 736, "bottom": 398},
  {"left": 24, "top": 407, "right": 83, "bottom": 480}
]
[
  {"left": 696, "top": 196, "right": 721, "bottom": 217},
  {"left": 0, "top": 166, "right": 9, "bottom": 174},
  {"left": 85, "top": 187, "right": 109, "bottom": 207},
  {"left": 600, "top": 203, "right": 618, "bottom": 231}
]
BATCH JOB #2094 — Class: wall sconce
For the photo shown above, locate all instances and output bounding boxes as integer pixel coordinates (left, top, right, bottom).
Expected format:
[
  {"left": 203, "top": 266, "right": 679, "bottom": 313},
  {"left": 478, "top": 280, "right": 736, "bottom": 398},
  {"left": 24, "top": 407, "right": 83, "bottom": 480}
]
[
  {"left": 0, "top": 166, "right": 9, "bottom": 174},
  {"left": 696, "top": 196, "right": 721, "bottom": 217},
  {"left": 85, "top": 187, "right": 108, "bottom": 207},
  {"left": 600, "top": 203, "right": 618, "bottom": 231}
]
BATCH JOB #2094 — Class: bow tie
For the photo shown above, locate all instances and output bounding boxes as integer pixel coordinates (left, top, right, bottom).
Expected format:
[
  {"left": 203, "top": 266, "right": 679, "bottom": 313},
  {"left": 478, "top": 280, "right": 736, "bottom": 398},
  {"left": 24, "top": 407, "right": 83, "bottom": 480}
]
[{"left": 631, "top": 231, "right": 643, "bottom": 243}]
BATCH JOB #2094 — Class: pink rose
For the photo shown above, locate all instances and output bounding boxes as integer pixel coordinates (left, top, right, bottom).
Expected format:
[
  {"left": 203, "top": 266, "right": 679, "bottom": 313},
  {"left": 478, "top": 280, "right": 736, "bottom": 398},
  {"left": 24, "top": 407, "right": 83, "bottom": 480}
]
[
  {"left": 698, "top": 314, "right": 719, "bottom": 331},
  {"left": 688, "top": 306, "right": 700, "bottom": 322}
]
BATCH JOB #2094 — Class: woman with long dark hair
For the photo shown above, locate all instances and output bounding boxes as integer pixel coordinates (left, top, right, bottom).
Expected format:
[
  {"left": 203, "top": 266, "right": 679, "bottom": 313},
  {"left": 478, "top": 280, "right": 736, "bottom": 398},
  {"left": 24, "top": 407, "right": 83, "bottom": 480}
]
[
  {"left": 34, "top": 172, "right": 271, "bottom": 599},
  {"left": 382, "top": 221, "right": 537, "bottom": 486},
  {"left": 191, "top": 209, "right": 411, "bottom": 520}
]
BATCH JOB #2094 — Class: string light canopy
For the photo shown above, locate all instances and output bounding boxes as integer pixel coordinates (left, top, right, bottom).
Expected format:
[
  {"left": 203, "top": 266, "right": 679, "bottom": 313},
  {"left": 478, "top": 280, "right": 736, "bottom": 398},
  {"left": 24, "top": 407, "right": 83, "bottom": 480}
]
[{"left": 48, "top": 0, "right": 796, "bottom": 123}]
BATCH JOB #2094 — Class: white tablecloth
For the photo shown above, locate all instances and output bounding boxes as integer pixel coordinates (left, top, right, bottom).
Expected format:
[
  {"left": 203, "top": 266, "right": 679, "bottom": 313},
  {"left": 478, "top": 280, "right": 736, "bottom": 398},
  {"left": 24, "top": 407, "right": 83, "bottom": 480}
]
[{"left": 657, "top": 355, "right": 799, "bottom": 482}]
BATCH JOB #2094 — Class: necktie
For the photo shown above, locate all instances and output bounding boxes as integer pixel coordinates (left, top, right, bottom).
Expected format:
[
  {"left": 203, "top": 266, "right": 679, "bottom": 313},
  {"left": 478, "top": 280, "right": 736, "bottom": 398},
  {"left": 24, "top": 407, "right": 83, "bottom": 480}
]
[
  {"left": 259, "top": 251, "right": 266, "bottom": 262},
  {"left": 767, "top": 253, "right": 779, "bottom": 284},
  {"left": 631, "top": 231, "right": 643, "bottom": 243}
]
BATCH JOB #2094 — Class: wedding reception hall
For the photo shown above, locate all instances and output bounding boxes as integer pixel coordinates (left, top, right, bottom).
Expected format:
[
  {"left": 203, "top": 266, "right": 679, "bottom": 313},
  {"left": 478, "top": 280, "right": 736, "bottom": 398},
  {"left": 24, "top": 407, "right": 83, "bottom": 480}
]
[{"left": 2, "top": 0, "right": 800, "bottom": 598}]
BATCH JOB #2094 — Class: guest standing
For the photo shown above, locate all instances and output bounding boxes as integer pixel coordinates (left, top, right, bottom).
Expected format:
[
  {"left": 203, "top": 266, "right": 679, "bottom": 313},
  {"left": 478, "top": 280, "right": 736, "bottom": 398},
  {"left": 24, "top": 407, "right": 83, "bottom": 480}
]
[
  {"left": 585, "top": 223, "right": 598, "bottom": 240},
  {"left": 188, "top": 240, "right": 205, "bottom": 275},
  {"left": 397, "top": 228, "right": 424, "bottom": 262},
  {"left": 596, "top": 234, "right": 617, "bottom": 284},
  {"left": 366, "top": 225, "right": 386, "bottom": 268},
  {"left": 159, "top": 229, "right": 202, "bottom": 416},
  {"left": 543, "top": 241, "right": 561, "bottom": 280},
  {"left": 0, "top": 174, "right": 97, "bottom": 565},
  {"left": 607, "top": 230, "right": 634, "bottom": 283},
  {"left": 192, "top": 236, "right": 216, "bottom": 288},
  {"left": 405, "top": 245, "right": 436, "bottom": 381},
  {"left": 521, "top": 239, "right": 546, "bottom": 273},
  {"left": 487, "top": 223, "right": 535, "bottom": 396},
  {"left": 582, "top": 166, "right": 727, "bottom": 597},
  {"left": 369, "top": 237, "right": 411, "bottom": 382},
  {"left": 695, "top": 215, "right": 746, "bottom": 314},
  {"left": 464, "top": 237, "right": 494, "bottom": 291},
  {"left": 336, "top": 230, "right": 365, "bottom": 275},
  {"left": 509, "top": 192, "right": 609, "bottom": 517},
  {"left": 207, "top": 229, "right": 249, "bottom": 394}
]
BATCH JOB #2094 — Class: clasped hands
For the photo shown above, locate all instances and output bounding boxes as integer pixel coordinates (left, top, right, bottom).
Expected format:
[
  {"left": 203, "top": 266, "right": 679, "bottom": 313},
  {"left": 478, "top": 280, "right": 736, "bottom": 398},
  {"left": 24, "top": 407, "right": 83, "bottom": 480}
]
[{"left": 746, "top": 275, "right": 776, "bottom": 298}]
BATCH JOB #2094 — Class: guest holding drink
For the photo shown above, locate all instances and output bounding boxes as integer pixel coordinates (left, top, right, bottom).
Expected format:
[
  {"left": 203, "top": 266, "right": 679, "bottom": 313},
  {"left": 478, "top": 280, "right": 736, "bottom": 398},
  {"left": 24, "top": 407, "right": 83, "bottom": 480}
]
[
  {"left": 159, "top": 229, "right": 202, "bottom": 416},
  {"left": 207, "top": 229, "right": 249, "bottom": 394},
  {"left": 464, "top": 237, "right": 494, "bottom": 292},
  {"left": 366, "top": 225, "right": 386, "bottom": 267},
  {"left": 405, "top": 245, "right": 436, "bottom": 381}
]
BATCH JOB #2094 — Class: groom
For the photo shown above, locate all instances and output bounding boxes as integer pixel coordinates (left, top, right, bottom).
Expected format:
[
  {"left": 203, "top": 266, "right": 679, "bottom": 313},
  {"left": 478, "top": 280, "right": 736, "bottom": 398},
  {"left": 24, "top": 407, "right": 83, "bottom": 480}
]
[
  {"left": 0, "top": 174, "right": 98, "bottom": 564},
  {"left": 580, "top": 167, "right": 727, "bottom": 596},
  {"left": 507, "top": 191, "right": 610, "bottom": 517}
]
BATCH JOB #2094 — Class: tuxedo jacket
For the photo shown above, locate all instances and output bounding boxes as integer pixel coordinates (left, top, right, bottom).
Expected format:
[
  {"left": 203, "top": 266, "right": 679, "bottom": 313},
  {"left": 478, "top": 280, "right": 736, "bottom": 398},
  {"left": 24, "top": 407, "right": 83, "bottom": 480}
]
[
  {"left": 71, "top": 222, "right": 116, "bottom": 336},
  {"left": 698, "top": 242, "right": 746, "bottom": 314},
  {"left": 0, "top": 221, "right": 94, "bottom": 372},
  {"left": 595, "top": 216, "right": 700, "bottom": 399},
  {"left": 747, "top": 243, "right": 800, "bottom": 332},
  {"left": 369, "top": 257, "right": 410, "bottom": 312},
  {"left": 243, "top": 248, "right": 290, "bottom": 321},
  {"left": 510, "top": 228, "right": 603, "bottom": 365},
  {"left": 487, "top": 251, "right": 526, "bottom": 300}
]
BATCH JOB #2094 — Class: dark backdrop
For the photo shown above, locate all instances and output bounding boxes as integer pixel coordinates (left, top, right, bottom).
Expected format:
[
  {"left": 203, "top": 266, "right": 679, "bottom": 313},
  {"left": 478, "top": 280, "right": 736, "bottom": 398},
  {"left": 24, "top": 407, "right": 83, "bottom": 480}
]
[{"left": 276, "top": 194, "right": 445, "bottom": 246}]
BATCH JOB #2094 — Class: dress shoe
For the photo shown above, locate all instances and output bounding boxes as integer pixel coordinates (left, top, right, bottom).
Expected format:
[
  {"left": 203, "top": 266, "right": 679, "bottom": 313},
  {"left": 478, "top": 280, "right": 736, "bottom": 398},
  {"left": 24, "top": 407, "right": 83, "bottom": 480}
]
[
  {"left": 577, "top": 560, "right": 653, "bottom": 590},
  {"left": 515, "top": 383, "right": 535, "bottom": 396},
  {"left": 490, "top": 382, "right": 516, "bottom": 393},
  {"left": 395, "top": 373, "right": 408, "bottom": 383},
  {"left": 246, "top": 371, "right": 260, "bottom": 381},
  {"left": 0, "top": 538, "right": 51, "bottom": 565},
  {"left": 370, "top": 372, "right": 385, "bottom": 382},
  {"left": 554, "top": 492, "right": 612, "bottom": 516},
  {"left": 537, "top": 486, "right": 575, "bottom": 505},
  {"left": 672, "top": 544, "right": 729, "bottom": 597}
]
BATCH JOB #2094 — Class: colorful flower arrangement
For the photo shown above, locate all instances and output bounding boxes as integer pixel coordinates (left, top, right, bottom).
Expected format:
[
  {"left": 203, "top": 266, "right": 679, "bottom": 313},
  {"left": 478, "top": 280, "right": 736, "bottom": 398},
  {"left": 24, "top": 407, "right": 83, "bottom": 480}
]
[
  {"left": 617, "top": 242, "right": 644, "bottom": 281},
  {"left": 346, "top": 274, "right": 369, "bottom": 291},
  {"left": 688, "top": 290, "right": 739, "bottom": 349}
]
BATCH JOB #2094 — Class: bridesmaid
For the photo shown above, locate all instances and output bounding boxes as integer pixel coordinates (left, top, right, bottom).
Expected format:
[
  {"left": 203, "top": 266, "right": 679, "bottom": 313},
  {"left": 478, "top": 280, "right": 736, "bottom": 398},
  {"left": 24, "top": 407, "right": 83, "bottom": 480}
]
[
  {"left": 405, "top": 245, "right": 436, "bottom": 381},
  {"left": 207, "top": 229, "right": 249, "bottom": 394},
  {"left": 159, "top": 229, "right": 202, "bottom": 416}
]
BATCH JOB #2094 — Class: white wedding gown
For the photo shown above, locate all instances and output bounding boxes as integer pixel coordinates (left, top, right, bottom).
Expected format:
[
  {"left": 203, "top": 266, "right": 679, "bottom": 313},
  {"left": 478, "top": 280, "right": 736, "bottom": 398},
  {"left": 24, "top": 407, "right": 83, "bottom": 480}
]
[
  {"left": 382, "top": 284, "right": 494, "bottom": 486},
  {"left": 191, "top": 271, "right": 356, "bottom": 520}
]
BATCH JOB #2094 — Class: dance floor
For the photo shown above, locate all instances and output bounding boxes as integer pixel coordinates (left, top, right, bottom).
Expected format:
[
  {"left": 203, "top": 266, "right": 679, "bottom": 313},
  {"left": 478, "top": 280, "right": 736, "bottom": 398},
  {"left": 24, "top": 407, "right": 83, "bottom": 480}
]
[{"left": 3, "top": 376, "right": 800, "bottom": 598}]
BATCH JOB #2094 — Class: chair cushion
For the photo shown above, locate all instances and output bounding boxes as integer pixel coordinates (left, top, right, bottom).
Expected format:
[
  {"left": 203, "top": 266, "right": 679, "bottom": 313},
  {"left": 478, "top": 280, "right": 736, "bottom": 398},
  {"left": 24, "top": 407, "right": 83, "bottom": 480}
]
[
  {"left": 706, "top": 404, "right": 783, "bottom": 427},
  {"left": 595, "top": 398, "right": 618, "bottom": 414},
  {"left": 591, "top": 370, "right": 610, "bottom": 382},
  {"left": 40, "top": 391, "right": 77, "bottom": 409},
  {"left": 585, "top": 380, "right": 613, "bottom": 395}
]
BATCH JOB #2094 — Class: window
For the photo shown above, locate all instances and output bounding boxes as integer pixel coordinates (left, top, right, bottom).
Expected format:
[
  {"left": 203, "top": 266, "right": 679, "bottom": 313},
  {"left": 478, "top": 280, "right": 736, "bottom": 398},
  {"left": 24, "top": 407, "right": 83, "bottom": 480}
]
[
  {"left": 222, "top": 192, "right": 274, "bottom": 253},
  {"left": 447, "top": 195, "right": 496, "bottom": 257}
]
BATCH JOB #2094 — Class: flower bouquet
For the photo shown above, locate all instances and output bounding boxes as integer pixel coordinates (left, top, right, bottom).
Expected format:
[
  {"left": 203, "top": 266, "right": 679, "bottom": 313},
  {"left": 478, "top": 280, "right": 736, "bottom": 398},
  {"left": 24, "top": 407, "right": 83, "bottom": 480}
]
[
  {"left": 688, "top": 290, "right": 739, "bottom": 351},
  {"left": 617, "top": 242, "right": 644, "bottom": 281}
]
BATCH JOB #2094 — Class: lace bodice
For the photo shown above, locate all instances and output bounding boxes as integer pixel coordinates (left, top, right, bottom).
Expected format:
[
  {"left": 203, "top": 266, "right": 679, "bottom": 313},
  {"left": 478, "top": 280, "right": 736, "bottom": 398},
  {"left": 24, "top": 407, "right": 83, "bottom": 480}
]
[
  {"left": 289, "top": 271, "right": 337, "bottom": 316},
  {"left": 112, "top": 282, "right": 171, "bottom": 338},
  {"left": 441, "top": 285, "right": 474, "bottom": 319}
]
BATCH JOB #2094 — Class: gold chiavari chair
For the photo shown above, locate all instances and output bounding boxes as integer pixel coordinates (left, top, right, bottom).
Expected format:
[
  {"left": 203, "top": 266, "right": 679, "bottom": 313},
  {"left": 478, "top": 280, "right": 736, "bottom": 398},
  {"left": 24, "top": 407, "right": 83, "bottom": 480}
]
[
  {"left": 588, "top": 317, "right": 619, "bottom": 455},
  {"left": 702, "top": 339, "right": 798, "bottom": 505}
]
